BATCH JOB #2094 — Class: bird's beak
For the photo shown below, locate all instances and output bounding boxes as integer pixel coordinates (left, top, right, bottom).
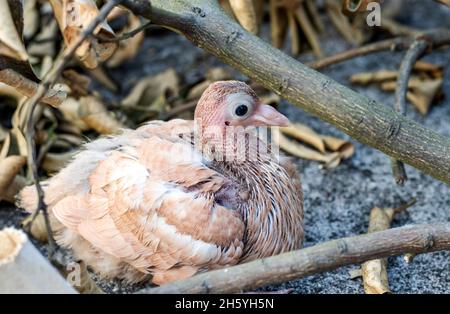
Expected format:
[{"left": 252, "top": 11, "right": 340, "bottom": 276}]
[{"left": 248, "top": 104, "right": 290, "bottom": 127}]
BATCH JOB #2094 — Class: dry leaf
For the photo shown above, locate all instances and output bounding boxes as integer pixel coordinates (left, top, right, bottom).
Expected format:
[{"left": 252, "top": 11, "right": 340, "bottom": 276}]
[
  {"left": 79, "top": 96, "right": 125, "bottom": 134},
  {"left": 281, "top": 123, "right": 326, "bottom": 153},
  {"left": 49, "top": 0, "right": 117, "bottom": 68},
  {"left": 21, "top": 212, "right": 48, "bottom": 242},
  {"left": 27, "top": 20, "right": 59, "bottom": 58},
  {"left": 186, "top": 67, "right": 232, "bottom": 100},
  {"left": 0, "top": 155, "right": 26, "bottom": 202},
  {"left": 122, "top": 68, "right": 179, "bottom": 122},
  {"left": 350, "top": 70, "right": 399, "bottom": 85},
  {"left": 275, "top": 123, "right": 354, "bottom": 168},
  {"left": 229, "top": 0, "right": 259, "bottom": 34},
  {"left": 0, "top": 0, "right": 29, "bottom": 61},
  {"left": 23, "top": 0, "right": 39, "bottom": 39},
  {"left": 42, "top": 151, "right": 75, "bottom": 173},
  {"left": 434, "top": 0, "right": 450, "bottom": 7},
  {"left": 273, "top": 128, "right": 341, "bottom": 167},
  {"left": 62, "top": 69, "right": 91, "bottom": 97},
  {"left": 321, "top": 135, "right": 355, "bottom": 159},
  {"left": 107, "top": 14, "right": 145, "bottom": 67},
  {"left": 341, "top": 0, "right": 380, "bottom": 15},
  {"left": 0, "top": 82, "right": 24, "bottom": 102},
  {"left": 1, "top": 175, "right": 26, "bottom": 203},
  {"left": 88, "top": 67, "right": 118, "bottom": 92}
]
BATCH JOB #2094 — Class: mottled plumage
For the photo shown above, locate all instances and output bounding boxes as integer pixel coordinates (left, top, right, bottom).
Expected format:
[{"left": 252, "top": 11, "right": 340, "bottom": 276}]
[{"left": 18, "top": 81, "right": 304, "bottom": 285}]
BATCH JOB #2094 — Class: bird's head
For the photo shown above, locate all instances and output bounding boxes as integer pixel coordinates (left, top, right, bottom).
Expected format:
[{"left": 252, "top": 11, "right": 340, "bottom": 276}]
[{"left": 194, "top": 80, "right": 290, "bottom": 130}]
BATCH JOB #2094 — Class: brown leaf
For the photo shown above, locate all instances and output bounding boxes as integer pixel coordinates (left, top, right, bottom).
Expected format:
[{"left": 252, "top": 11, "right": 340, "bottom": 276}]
[
  {"left": 273, "top": 128, "right": 341, "bottom": 166},
  {"left": 350, "top": 70, "right": 398, "bottom": 85},
  {"left": 0, "top": 0, "right": 28, "bottom": 61},
  {"left": 122, "top": 68, "right": 179, "bottom": 122},
  {"left": 62, "top": 69, "right": 91, "bottom": 97},
  {"left": 42, "top": 151, "right": 75, "bottom": 173},
  {"left": 0, "top": 155, "right": 26, "bottom": 202},
  {"left": 281, "top": 123, "right": 326, "bottom": 153},
  {"left": 21, "top": 212, "right": 48, "bottom": 243},
  {"left": 79, "top": 96, "right": 125, "bottom": 134},
  {"left": 107, "top": 14, "right": 145, "bottom": 67},
  {"left": 23, "top": 0, "right": 39, "bottom": 39},
  {"left": 229, "top": 0, "right": 259, "bottom": 34},
  {"left": 49, "top": 0, "right": 117, "bottom": 68},
  {"left": 1, "top": 174, "right": 26, "bottom": 204},
  {"left": 341, "top": 0, "right": 380, "bottom": 16}
]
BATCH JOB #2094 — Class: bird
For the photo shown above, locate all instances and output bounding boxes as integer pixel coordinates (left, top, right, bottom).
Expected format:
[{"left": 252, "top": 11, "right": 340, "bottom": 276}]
[{"left": 18, "top": 80, "right": 304, "bottom": 285}]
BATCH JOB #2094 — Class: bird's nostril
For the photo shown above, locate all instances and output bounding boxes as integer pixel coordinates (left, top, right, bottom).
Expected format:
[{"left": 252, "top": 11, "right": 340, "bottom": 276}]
[{"left": 225, "top": 121, "right": 230, "bottom": 126}]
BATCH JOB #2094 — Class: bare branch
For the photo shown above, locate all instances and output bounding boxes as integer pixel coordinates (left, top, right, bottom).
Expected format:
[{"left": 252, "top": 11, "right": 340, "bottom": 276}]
[
  {"left": 0, "top": 69, "right": 66, "bottom": 106},
  {"left": 390, "top": 39, "right": 429, "bottom": 185},
  {"left": 95, "top": 21, "right": 153, "bottom": 42},
  {"left": 136, "top": 223, "right": 450, "bottom": 294}
]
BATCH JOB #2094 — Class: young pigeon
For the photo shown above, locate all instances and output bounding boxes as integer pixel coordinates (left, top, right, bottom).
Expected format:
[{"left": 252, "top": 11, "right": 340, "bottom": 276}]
[{"left": 18, "top": 81, "right": 304, "bottom": 285}]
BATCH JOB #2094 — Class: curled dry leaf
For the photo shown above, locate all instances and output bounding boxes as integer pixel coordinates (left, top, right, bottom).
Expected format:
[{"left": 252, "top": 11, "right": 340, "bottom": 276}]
[
  {"left": 23, "top": 0, "right": 39, "bottom": 39},
  {"left": 122, "top": 68, "right": 179, "bottom": 122},
  {"left": 350, "top": 70, "right": 399, "bottom": 85},
  {"left": 21, "top": 211, "right": 48, "bottom": 243},
  {"left": 325, "top": 0, "right": 365, "bottom": 46},
  {"left": 0, "top": 0, "right": 29, "bottom": 61},
  {"left": 59, "top": 96, "right": 124, "bottom": 134},
  {"left": 276, "top": 123, "right": 354, "bottom": 168},
  {"left": 341, "top": 0, "right": 380, "bottom": 16},
  {"left": 273, "top": 128, "right": 342, "bottom": 168},
  {"left": 229, "top": 0, "right": 259, "bottom": 34},
  {"left": 434, "top": 0, "right": 450, "bottom": 6},
  {"left": 352, "top": 63, "right": 444, "bottom": 115},
  {"left": 107, "top": 14, "right": 145, "bottom": 68},
  {"left": 1, "top": 175, "right": 26, "bottom": 204},
  {"left": 62, "top": 69, "right": 91, "bottom": 97},
  {"left": 281, "top": 124, "right": 326, "bottom": 153},
  {"left": 79, "top": 96, "right": 124, "bottom": 134},
  {"left": 87, "top": 66, "right": 118, "bottom": 92},
  {"left": 27, "top": 20, "right": 59, "bottom": 58},
  {"left": 42, "top": 151, "right": 75, "bottom": 173},
  {"left": 0, "top": 155, "right": 26, "bottom": 203},
  {"left": 49, "top": 0, "right": 117, "bottom": 68},
  {"left": 186, "top": 67, "right": 232, "bottom": 100}
]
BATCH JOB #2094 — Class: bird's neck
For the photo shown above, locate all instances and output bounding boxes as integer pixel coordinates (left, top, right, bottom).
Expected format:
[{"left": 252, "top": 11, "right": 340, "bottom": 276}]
[{"left": 195, "top": 123, "right": 268, "bottom": 163}]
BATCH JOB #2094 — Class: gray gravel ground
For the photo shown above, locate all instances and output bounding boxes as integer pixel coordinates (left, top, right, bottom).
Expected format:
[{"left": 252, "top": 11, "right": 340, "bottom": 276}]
[{"left": 0, "top": 0, "right": 449, "bottom": 294}]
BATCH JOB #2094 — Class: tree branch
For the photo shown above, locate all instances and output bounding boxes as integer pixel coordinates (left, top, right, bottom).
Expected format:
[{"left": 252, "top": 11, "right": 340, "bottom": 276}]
[
  {"left": 121, "top": 0, "right": 450, "bottom": 184},
  {"left": 136, "top": 223, "right": 450, "bottom": 294},
  {"left": 306, "top": 28, "right": 450, "bottom": 70},
  {"left": 390, "top": 39, "right": 429, "bottom": 185},
  {"left": 0, "top": 69, "right": 66, "bottom": 106}
]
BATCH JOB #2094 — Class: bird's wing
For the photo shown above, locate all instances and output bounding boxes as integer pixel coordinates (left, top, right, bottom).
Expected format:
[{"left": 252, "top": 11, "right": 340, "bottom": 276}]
[{"left": 52, "top": 120, "right": 245, "bottom": 280}]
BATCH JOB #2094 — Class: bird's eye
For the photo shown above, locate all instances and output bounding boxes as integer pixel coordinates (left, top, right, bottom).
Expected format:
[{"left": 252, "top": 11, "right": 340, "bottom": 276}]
[{"left": 234, "top": 104, "right": 249, "bottom": 117}]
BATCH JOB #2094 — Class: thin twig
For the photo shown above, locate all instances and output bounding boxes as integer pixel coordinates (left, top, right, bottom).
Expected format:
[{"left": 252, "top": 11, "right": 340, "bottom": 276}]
[
  {"left": 136, "top": 223, "right": 450, "bottom": 294},
  {"left": 95, "top": 21, "right": 153, "bottom": 42},
  {"left": 21, "top": 0, "right": 123, "bottom": 258},
  {"left": 390, "top": 39, "right": 429, "bottom": 186},
  {"left": 0, "top": 69, "right": 66, "bottom": 106}
]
